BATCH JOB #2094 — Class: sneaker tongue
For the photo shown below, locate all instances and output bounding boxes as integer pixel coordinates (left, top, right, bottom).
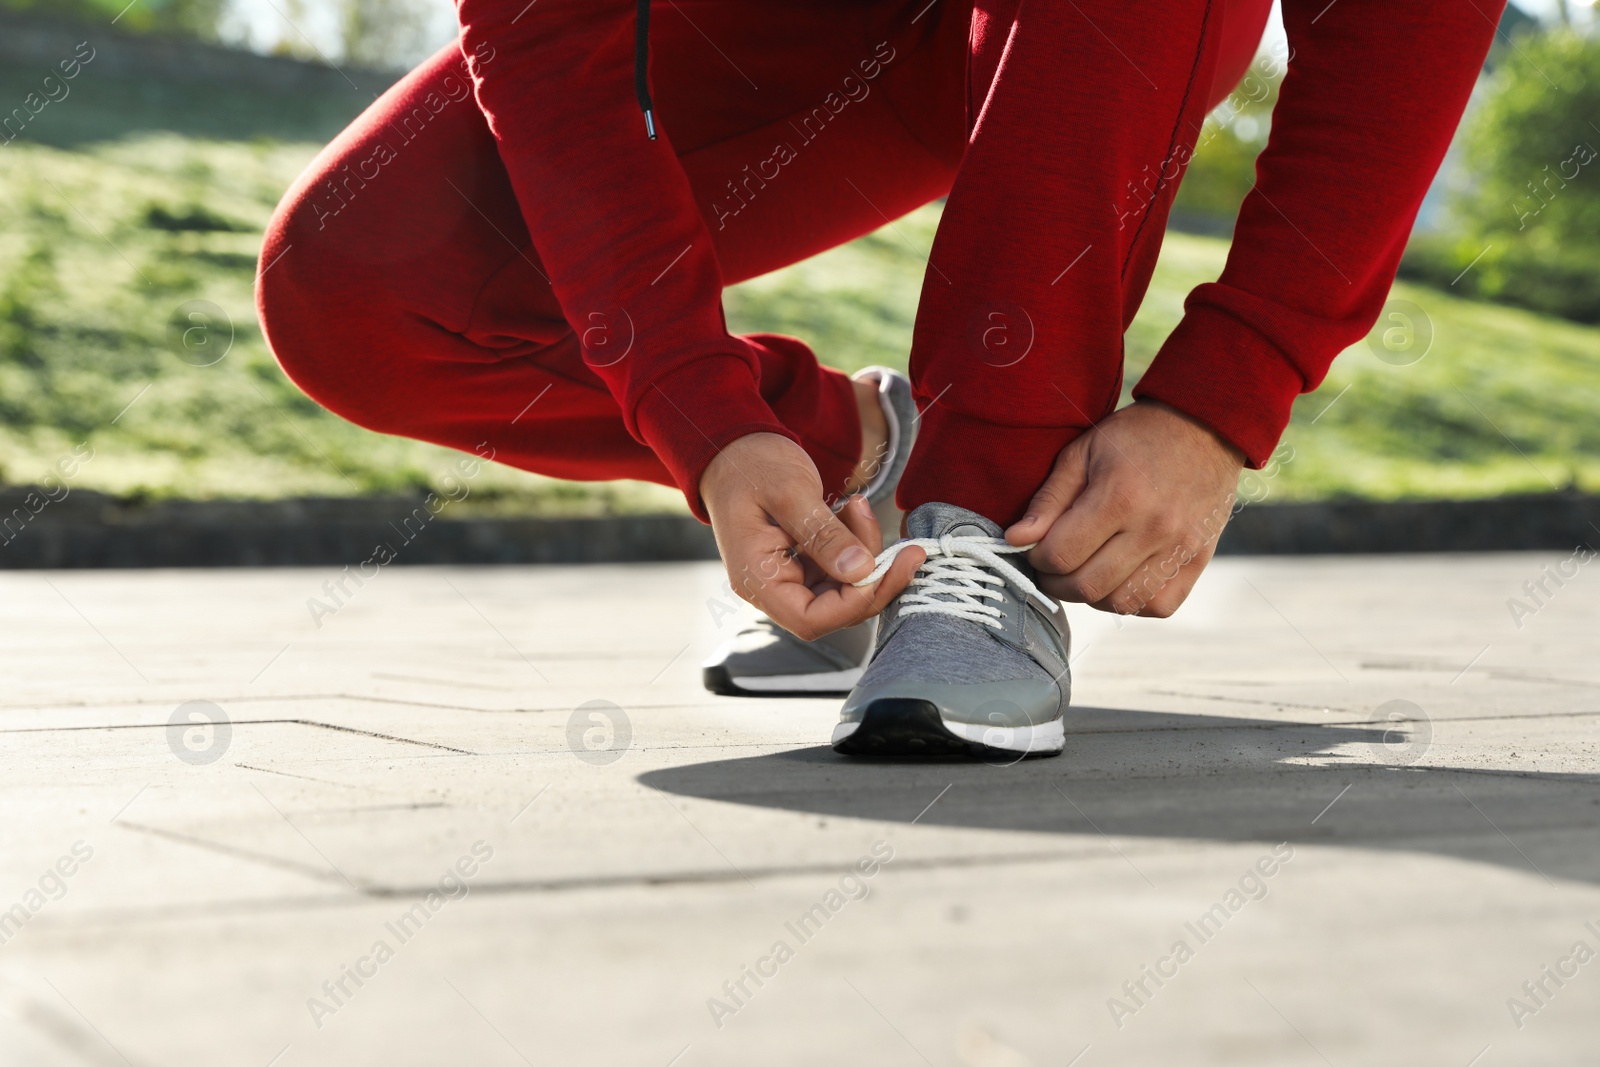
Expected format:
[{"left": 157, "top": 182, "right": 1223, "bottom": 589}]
[{"left": 904, "top": 502, "right": 1003, "bottom": 541}]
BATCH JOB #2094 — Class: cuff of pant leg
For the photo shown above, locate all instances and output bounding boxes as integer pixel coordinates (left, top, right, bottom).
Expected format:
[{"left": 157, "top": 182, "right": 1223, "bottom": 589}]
[
  {"left": 896, "top": 407, "right": 1085, "bottom": 528},
  {"left": 1131, "top": 305, "right": 1307, "bottom": 470},
  {"left": 742, "top": 334, "right": 861, "bottom": 501},
  {"left": 634, "top": 355, "right": 798, "bottom": 522}
]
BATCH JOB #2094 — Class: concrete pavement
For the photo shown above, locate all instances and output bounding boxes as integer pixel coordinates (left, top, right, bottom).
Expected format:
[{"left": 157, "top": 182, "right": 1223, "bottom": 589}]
[{"left": 0, "top": 553, "right": 1596, "bottom": 1066}]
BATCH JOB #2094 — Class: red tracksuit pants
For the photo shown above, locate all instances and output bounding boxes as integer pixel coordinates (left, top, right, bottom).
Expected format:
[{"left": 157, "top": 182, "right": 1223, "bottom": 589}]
[{"left": 257, "top": 0, "right": 1272, "bottom": 523}]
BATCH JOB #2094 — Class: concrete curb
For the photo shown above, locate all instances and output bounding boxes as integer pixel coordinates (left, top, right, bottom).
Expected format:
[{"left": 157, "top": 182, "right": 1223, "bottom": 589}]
[
  {"left": 0, "top": 492, "right": 716, "bottom": 569},
  {"left": 1, "top": 490, "right": 1597, "bottom": 569},
  {"left": 1216, "top": 492, "right": 1600, "bottom": 555}
]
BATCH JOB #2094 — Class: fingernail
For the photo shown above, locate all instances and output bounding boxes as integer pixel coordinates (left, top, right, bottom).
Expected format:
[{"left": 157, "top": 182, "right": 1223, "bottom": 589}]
[
  {"left": 838, "top": 547, "right": 871, "bottom": 573},
  {"left": 1020, "top": 514, "right": 1038, "bottom": 526}
]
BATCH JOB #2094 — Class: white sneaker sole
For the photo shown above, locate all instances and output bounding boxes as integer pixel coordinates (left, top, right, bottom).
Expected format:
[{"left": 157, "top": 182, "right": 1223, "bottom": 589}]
[
  {"left": 716, "top": 667, "right": 864, "bottom": 694},
  {"left": 735, "top": 668, "right": 865, "bottom": 692},
  {"left": 707, "top": 668, "right": 870, "bottom": 700}
]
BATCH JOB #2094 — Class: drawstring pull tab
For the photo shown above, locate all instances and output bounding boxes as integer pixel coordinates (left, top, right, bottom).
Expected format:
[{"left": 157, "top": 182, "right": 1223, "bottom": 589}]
[{"left": 635, "top": 0, "right": 657, "bottom": 140}]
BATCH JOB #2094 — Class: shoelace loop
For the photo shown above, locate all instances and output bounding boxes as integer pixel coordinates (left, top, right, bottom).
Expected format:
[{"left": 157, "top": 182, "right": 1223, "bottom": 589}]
[{"left": 852, "top": 535, "right": 1058, "bottom": 629}]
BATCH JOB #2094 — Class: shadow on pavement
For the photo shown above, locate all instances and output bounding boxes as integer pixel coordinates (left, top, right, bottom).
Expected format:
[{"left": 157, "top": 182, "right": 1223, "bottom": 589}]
[{"left": 639, "top": 707, "right": 1600, "bottom": 887}]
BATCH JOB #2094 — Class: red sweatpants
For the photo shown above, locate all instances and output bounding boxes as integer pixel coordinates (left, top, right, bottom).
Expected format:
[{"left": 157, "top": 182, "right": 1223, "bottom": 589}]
[{"left": 258, "top": 0, "right": 1272, "bottom": 523}]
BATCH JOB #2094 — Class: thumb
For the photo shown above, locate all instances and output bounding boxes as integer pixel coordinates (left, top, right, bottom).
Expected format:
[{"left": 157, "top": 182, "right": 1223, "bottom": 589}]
[
  {"left": 771, "top": 490, "right": 875, "bottom": 584},
  {"left": 835, "top": 493, "right": 886, "bottom": 554},
  {"left": 1007, "top": 434, "right": 1090, "bottom": 546}
]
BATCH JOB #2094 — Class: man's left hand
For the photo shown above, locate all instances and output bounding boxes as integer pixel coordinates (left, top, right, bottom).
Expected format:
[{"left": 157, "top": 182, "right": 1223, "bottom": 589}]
[{"left": 1004, "top": 401, "right": 1246, "bottom": 617}]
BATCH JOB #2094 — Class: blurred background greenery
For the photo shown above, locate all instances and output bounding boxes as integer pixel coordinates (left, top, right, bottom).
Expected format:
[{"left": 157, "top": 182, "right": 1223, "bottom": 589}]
[{"left": 0, "top": 0, "right": 1596, "bottom": 514}]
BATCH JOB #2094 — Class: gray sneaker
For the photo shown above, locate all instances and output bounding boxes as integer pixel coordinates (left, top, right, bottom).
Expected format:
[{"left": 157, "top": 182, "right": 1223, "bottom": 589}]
[
  {"left": 701, "top": 366, "right": 917, "bottom": 698},
  {"left": 702, "top": 615, "right": 876, "bottom": 696},
  {"left": 832, "top": 502, "right": 1070, "bottom": 758}
]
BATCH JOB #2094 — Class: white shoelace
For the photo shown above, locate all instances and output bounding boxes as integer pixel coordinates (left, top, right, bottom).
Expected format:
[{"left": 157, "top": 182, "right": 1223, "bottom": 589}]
[{"left": 852, "top": 535, "right": 1058, "bottom": 629}]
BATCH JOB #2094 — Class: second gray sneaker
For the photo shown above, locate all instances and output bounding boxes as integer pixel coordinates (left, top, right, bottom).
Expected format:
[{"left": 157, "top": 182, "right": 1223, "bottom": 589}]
[
  {"left": 832, "top": 502, "right": 1070, "bottom": 758},
  {"left": 701, "top": 615, "right": 875, "bottom": 696}
]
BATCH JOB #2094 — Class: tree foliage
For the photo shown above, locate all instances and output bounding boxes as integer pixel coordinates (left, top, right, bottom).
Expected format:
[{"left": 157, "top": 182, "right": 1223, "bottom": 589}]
[
  {"left": 1407, "top": 30, "right": 1600, "bottom": 322},
  {"left": 1173, "top": 46, "right": 1284, "bottom": 224},
  {"left": 2, "top": 0, "right": 445, "bottom": 69},
  {"left": 336, "top": 0, "right": 439, "bottom": 69}
]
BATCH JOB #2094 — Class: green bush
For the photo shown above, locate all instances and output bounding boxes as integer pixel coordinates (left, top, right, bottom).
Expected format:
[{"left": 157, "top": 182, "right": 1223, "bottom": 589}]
[
  {"left": 1171, "top": 47, "right": 1283, "bottom": 228},
  {"left": 1404, "top": 30, "right": 1600, "bottom": 322}
]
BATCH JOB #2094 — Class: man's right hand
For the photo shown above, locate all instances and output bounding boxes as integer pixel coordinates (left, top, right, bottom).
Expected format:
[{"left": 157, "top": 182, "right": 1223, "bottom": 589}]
[{"left": 700, "top": 433, "right": 923, "bottom": 641}]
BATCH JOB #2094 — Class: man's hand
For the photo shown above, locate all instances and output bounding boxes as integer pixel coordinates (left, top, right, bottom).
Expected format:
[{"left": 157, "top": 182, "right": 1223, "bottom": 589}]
[
  {"left": 1005, "top": 401, "right": 1246, "bottom": 617},
  {"left": 701, "top": 433, "right": 923, "bottom": 641}
]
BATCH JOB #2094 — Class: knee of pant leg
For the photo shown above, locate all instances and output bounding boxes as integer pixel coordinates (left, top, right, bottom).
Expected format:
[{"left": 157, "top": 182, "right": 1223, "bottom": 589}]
[
  {"left": 256, "top": 200, "right": 335, "bottom": 397},
  {"left": 254, "top": 189, "right": 392, "bottom": 430}
]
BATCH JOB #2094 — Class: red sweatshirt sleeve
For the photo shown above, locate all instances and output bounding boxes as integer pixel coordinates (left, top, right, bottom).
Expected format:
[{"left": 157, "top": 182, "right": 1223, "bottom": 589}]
[
  {"left": 1133, "top": 0, "right": 1507, "bottom": 467},
  {"left": 453, "top": 0, "right": 794, "bottom": 514}
]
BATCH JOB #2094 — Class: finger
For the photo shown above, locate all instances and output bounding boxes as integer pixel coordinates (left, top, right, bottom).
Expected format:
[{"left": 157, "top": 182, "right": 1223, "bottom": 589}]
[
  {"left": 713, "top": 507, "right": 806, "bottom": 611},
  {"left": 770, "top": 488, "right": 875, "bottom": 585},
  {"left": 719, "top": 497, "right": 911, "bottom": 639},
  {"left": 792, "top": 497, "right": 882, "bottom": 602},
  {"left": 726, "top": 541, "right": 806, "bottom": 614},
  {"left": 794, "top": 495, "right": 888, "bottom": 613},
  {"left": 835, "top": 494, "right": 886, "bottom": 554},
  {"left": 796, "top": 543, "right": 924, "bottom": 637},
  {"left": 801, "top": 497, "right": 919, "bottom": 632},
  {"left": 1087, "top": 549, "right": 1177, "bottom": 616},
  {"left": 1081, "top": 533, "right": 1216, "bottom": 616},
  {"left": 1037, "top": 531, "right": 1150, "bottom": 606},
  {"left": 1006, "top": 435, "right": 1090, "bottom": 546},
  {"left": 758, "top": 542, "right": 923, "bottom": 639},
  {"left": 1133, "top": 539, "right": 1218, "bottom": 618},
  {"left": 1026, "top": 470, "right": 1140, "bottom": 577}
]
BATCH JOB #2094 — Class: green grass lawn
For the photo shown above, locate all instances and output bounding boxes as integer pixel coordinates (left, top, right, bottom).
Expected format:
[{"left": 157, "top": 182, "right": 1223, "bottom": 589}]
[
  {"left": 2, "top": 55, "right": 1597, "bottom": 513},
  {"left": 731, "top": 207, "right": 1600, "bottom": 503}
]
